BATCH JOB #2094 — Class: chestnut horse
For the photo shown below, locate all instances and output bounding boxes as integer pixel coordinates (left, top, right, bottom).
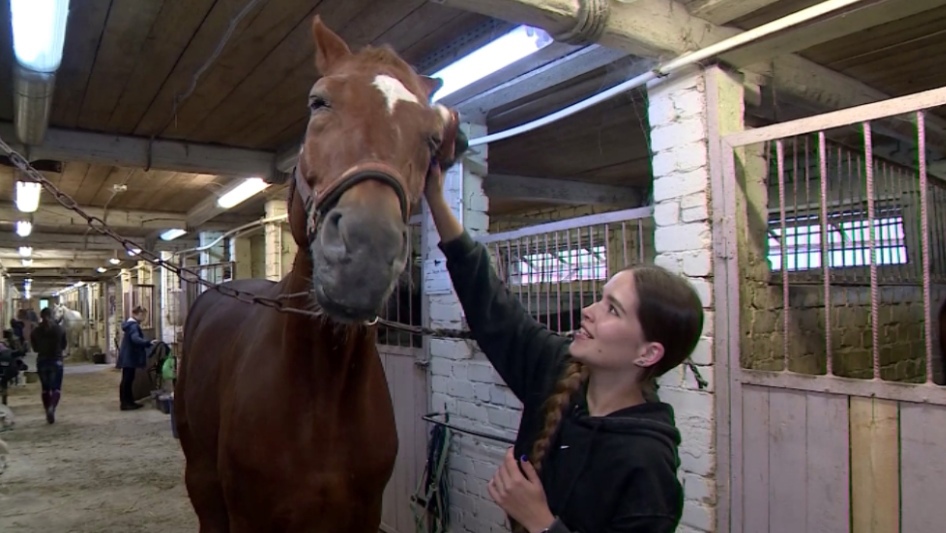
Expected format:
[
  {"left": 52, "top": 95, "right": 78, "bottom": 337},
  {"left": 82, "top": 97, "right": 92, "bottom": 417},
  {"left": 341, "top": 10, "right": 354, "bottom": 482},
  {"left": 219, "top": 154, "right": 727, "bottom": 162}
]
[{"left": 174, "top": 16, "right": 467, "bottom": 532}]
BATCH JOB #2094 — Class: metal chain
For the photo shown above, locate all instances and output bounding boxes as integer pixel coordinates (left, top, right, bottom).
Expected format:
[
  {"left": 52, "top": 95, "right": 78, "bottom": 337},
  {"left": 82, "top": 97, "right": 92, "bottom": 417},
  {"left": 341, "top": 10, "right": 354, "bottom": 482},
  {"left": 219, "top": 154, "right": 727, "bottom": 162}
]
[
  {"left": 0, "top": 136, "right": 474, "bottom": 338},
  {"left": 0, "top": 136, "right": 707, "bottom": 388}
]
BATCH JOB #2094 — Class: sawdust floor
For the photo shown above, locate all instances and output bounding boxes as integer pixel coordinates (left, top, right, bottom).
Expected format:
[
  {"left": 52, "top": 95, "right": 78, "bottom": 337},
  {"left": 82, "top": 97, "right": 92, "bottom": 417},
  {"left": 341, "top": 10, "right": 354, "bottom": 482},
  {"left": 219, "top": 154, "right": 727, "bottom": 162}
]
[{"left": 0, "top": 363, "right": 197, "bottom": 532}]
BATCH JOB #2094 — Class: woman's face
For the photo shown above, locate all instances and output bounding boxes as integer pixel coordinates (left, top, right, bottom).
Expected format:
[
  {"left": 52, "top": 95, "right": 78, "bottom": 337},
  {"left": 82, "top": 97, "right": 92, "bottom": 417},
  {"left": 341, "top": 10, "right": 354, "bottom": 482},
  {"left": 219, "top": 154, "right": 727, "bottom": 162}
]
[{"left": 569, "top": 270, "right": 664, "bottom": 371}]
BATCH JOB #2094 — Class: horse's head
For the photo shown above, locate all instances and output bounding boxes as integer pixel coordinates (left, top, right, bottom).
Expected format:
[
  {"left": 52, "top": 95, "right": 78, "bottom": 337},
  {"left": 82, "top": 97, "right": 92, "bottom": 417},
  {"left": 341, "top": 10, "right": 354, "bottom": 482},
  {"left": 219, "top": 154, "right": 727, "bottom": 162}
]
[{"left": 290, "top": 16, "right": 468, "bottom": 323}]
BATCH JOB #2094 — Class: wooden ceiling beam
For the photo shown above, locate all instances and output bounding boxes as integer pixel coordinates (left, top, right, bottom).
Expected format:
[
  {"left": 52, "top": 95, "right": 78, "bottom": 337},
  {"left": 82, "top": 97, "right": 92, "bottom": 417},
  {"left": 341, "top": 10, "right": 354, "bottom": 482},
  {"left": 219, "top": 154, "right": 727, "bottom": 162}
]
[
  {"left": 1, "top": 258, "right": 115, "bottom": 270},
  {"left": 722, "top": 0, "right": 945, "bottom": 68},
  {"left": 0, "top": 232, "right": 198, "bottom": 253},
  {"left": 430, "top": 0, "right": 938, "bottom": 120},
  {"left": 0, "top": 122, "right": 276, "bottom": 179},
  {"left": 485, "top": 174, "right": 645, "bottom": 205},
  {"left": 685, "top": 0, "right": 781, "bottom": 24},
  {"left": 0, "top": 202, "right": 188, "bottom": 231},
  {"left": 446, "top": 44, "right": 644, "bottom": 120}
]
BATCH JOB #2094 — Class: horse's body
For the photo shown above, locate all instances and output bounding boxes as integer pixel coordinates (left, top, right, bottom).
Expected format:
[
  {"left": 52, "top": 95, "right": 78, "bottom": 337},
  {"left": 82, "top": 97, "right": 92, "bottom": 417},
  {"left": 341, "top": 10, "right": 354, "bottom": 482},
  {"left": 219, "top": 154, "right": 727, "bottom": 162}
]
[
  {"left": 51, "top": 304, "right": 84, "bottom": 355},
  {"left": 174, "top": 15, "right": 466, "bottom": 532},
  {"left": 177, "top": 274, "right": 398, "bottom": 531}
]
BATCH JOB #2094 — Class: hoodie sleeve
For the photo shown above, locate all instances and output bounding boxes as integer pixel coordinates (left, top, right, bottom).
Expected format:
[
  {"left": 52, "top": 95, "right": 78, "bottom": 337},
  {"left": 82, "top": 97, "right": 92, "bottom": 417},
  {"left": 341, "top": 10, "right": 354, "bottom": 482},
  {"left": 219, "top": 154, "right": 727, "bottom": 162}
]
[{"left": 438, "top": 231, "right": 571, "bottom": 402}]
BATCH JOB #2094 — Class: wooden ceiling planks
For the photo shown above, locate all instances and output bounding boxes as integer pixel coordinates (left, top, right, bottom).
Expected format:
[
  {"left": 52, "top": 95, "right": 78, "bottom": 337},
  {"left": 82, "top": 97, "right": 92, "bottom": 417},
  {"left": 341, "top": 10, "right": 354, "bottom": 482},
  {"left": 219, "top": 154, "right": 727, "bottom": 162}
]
[
  {"left": 194, "top": 0, "right": 433, "bottom": 149},
  {"left": 48, "top": 0, "right": 112, "bottom": 129},
  {"left": 103, "top": 0, "right": 218, "bottom": 135},
  {"left": 801, "top": 6, "right": 946, "bottom": 98},
  {"left": 0, "top": 0, "right": 13, "bottom": 123},
  {"left": 488, "top": 92, "right": 652, "bottom": 188},
  {"left": 74, "top": 0, "right": 166, "bottom": 132},
  {"left": 144, "top": 0, "right": 321, "bottom": 142}
]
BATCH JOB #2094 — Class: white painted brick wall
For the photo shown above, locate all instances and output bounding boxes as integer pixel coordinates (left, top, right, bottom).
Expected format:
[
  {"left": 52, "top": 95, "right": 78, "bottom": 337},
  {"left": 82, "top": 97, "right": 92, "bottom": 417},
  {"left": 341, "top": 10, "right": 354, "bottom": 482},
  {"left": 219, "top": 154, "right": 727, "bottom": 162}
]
[
  {"left": 647, "top": 65, "right": 735, "bottom": 532},
  {"left": 423, "top": 122, "right": 522, "bottom": 532}
]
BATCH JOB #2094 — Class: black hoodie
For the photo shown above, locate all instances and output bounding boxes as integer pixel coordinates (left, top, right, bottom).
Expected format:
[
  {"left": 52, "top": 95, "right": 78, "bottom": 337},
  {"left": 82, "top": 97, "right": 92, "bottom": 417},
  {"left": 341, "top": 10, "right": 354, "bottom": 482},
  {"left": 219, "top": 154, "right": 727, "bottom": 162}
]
[{"left": 440, "top": 231, "right": 684, "bottom": 533}]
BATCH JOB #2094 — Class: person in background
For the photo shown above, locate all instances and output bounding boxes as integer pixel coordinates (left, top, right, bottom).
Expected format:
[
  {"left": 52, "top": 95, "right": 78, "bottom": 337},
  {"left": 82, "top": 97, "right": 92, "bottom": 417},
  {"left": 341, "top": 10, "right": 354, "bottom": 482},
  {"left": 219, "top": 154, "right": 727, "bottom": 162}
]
[
  {"left": 117, "top": 306, "right": 157, "bottom": 411},
  {"left": 30, "top": 307, "right": 68, "bottom": 424}
]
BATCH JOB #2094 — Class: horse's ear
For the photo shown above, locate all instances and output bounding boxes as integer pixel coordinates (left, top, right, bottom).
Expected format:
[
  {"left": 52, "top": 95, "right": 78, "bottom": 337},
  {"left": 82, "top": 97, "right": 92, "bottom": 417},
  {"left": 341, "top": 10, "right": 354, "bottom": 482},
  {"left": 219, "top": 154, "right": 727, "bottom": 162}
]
[
  {"left": 419, "top": 76, "right": 444, "bottom": 101},
  {"left": 312, "top": 15, "right": 351, "bottom": 75}
]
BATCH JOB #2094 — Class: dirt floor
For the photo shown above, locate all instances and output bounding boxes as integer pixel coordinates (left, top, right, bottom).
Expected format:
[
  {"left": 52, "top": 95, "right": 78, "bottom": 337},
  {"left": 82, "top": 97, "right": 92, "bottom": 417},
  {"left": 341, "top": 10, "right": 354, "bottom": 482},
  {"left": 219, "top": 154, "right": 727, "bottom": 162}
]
[{"left": 0, "top": 363, "right": 197, "bottom": 532}]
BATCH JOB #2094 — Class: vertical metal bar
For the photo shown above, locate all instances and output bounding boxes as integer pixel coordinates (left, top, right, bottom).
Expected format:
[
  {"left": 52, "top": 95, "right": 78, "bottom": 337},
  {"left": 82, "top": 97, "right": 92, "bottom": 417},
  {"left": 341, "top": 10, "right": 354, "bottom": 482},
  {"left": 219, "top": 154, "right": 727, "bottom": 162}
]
[
  {"left": 917, "top": 112, "right": 934, "bottom": 384},
  {"left": 621, "top": 221, "right": 629, "bottom": 266},
  {"left": 818, "top": 132, "right": 833, "bottom": 376},
  {"left": 555, "top": 231, "right": 563, "bottom": 334},
  {"left": 567, "top": 229, "right": 574, "bottom": 323},
  {"left": 637, "top": 218, "right": 644, "bottom": 263},
  {"left": 544, "top": 232, "right": 551, "bottom": 331},
  {"left": 863, "top": 122, "right": 880, "bottom": 380},
  {"left": 577, "top": 227, "right": 585, "bottom": 312},
  {"left": 777, "top": 139, "right": 790, "bottom": 371}
]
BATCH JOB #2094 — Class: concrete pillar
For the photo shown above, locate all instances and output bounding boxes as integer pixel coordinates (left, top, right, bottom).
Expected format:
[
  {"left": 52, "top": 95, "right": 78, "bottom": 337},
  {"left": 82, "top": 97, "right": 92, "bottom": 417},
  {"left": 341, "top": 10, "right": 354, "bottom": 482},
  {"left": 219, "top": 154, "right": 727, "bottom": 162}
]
[
  {"left": 646, "top": 64, "right": 744, "bottom": 533},
  {"left": 198, "top": 231, "right": 226, "bottom": 282},
  {"left": 423, "top": 122, "right": 515, "bottom": 530},
  {"left": 159, "top": 251, "right": 178, "bottom": 344},
  {"left": 230, "top": 236, "right": 254, "bottom": 280},
  {"left": 264, "top": 200, "right": 294, "bottom": 281}
]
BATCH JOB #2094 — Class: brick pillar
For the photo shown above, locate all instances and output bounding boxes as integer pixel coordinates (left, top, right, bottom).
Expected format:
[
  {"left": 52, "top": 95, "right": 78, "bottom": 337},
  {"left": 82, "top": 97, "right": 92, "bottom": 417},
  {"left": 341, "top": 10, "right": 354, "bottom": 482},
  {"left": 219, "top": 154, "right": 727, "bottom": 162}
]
[
  {"left": 230, "top": 237, "right": 254, "bottom": 280},
  {"left": 423, "top": 122, "right": 519, "bottom": 530},
  {"left": 264, "top": 200, "right": 294, "bottom": 281},
  {"left": 647, "top": 64, "right": 744, "bottom": 533}
]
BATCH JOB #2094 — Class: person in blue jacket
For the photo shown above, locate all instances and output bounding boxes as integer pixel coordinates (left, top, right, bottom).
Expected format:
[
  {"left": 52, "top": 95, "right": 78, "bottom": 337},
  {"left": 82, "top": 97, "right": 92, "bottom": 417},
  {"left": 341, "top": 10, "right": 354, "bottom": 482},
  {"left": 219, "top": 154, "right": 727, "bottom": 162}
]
[
  {"left": 423, "top": 171, "right": 704, "bottom": 532},
  {"left": 117, "top": 306, "right": 156, "bottom": 411}
]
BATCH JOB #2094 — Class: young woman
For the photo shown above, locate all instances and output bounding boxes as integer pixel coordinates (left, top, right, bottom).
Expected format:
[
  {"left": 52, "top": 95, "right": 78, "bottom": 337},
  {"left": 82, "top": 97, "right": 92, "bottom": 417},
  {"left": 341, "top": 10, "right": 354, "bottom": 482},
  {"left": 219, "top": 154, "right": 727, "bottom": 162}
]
[
  {"left": 425, "top": 176, "right": 704, "bottom": 532},
  {"left": 30, "top": 307, "right": 68, "bottom": 424},
  {"left": 117, "top": 306, "right": 157, "bottom": 411}
]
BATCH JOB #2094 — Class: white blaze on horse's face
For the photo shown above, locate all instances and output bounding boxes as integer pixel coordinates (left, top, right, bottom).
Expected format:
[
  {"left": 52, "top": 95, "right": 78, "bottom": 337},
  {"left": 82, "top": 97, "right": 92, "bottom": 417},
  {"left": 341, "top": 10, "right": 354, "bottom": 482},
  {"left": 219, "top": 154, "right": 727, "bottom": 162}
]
[{"left": 372, "top": 74, "right": 420, "bottom": 114}]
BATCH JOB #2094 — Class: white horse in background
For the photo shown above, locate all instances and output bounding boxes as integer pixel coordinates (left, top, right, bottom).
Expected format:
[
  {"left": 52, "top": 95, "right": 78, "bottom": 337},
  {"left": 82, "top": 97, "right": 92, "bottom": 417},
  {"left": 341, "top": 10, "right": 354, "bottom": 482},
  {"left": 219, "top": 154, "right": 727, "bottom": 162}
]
[{"left": 51, "top": 304, "right": 85, "bottom": 357}]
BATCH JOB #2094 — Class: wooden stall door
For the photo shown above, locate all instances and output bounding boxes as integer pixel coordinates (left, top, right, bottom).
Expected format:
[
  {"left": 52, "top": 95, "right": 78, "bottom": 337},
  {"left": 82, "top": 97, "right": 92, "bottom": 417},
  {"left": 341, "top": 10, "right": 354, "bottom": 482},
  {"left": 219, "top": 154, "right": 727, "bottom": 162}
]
[{"left": 379, "top": 345, "right": 428, "bottom": 533}]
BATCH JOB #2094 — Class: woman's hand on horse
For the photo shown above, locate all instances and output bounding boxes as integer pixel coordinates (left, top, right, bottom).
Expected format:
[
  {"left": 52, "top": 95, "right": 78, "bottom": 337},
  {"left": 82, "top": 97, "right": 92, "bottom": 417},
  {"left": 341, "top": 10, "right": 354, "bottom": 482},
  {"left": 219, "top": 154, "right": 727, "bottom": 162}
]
[
  {"left": 487, "top": 448, "right": 555, "bottom": 533},
  {"left": 423, "top": 163, "right": 446, "bottom": 205}
]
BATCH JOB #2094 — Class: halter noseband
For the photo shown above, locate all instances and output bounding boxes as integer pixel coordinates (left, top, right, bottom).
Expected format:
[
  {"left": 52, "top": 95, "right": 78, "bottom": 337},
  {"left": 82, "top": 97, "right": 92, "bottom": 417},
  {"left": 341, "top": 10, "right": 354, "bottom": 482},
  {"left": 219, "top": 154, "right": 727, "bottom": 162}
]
[{"left": 291, "top": 161, "right": 410, "bottom": 247}]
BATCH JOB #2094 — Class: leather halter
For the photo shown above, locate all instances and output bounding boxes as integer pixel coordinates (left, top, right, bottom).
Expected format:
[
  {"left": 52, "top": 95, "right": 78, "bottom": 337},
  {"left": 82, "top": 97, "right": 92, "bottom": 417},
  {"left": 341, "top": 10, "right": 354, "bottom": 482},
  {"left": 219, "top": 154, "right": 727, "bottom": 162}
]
[
  {"left": 291, "top": 161, "right": 409, "bottom": 246},
  {"left": 291, "top": 106, "right": 461, "bottom": 246}
]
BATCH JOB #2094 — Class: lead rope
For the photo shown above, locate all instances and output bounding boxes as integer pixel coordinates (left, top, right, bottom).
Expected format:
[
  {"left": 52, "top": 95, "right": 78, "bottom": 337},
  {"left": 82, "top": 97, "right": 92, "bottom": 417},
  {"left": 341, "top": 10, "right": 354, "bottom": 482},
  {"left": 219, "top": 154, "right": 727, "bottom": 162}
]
[{"left": 411, "top": 417, "right": 452, "bottom": 533}]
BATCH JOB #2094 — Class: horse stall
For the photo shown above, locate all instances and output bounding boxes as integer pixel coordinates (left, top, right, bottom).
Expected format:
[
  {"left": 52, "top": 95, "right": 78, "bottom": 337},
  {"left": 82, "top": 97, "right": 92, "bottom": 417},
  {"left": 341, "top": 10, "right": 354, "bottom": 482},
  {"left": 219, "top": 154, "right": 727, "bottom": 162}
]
[{"left": 717, "top": 86, "right": 946, "bottom": 531}]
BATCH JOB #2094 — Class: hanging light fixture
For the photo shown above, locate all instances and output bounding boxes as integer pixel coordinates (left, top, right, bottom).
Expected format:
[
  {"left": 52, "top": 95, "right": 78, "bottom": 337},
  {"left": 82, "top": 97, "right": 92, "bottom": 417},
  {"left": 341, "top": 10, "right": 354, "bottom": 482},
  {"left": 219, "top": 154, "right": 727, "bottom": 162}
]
[
  {"left": 15, "top": 181, "right": 42, "bottom": 213},
  {"left": 18, "top": 246, "right": 32, "bottom": 257},
  {"left": 15, "top": 220, "right": 32, "bottom": 237}
]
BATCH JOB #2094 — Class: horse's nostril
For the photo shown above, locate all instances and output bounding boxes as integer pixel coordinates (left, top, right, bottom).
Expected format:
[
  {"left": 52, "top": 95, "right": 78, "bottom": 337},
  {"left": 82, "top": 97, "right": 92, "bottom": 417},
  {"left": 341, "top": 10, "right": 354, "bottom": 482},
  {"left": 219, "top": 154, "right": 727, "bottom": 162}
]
[{"left": 327, "top": 211, "right": 343, "bottom": 228}]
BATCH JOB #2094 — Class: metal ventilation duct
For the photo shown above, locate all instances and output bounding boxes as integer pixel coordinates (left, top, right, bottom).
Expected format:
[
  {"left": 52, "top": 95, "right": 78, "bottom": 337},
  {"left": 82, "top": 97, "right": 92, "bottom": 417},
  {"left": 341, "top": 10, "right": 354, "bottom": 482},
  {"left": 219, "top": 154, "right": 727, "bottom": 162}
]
[{"left": 12, "top": 64, "right": 56, "bottom": 146}]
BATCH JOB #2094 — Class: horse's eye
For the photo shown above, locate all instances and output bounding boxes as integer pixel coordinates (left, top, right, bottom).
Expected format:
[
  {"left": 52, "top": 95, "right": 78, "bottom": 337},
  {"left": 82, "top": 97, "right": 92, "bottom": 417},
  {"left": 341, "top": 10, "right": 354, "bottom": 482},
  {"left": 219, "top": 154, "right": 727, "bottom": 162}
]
[
  {"left": 427, "top": 135, "right": 443, "bottom": 152},
  {"left": 309, "top": 96, "right": 329, "bottom": 112}
]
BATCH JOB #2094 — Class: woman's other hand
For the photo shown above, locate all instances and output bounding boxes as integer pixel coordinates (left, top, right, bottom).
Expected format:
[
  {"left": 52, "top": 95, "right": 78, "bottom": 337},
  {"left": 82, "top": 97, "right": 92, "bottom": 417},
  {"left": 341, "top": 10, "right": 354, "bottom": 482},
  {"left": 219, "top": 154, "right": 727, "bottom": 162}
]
[{"left": 487, "top": 448, "right": 556, "bottom": 533}]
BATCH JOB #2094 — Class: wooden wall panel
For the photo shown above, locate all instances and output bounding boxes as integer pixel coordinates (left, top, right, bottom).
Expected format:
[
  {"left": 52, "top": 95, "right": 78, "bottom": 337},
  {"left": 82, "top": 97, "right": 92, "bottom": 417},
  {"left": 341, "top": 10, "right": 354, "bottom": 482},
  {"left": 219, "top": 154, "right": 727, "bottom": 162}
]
[
  {"left": 741, "top": 386, "right": 852, "bottom": 532},
  {"left": 850, "top": 397, "right": 900, "bottom": 533},
  {"left": 900, "top": 402, "right": 946, "bottom": 532}
]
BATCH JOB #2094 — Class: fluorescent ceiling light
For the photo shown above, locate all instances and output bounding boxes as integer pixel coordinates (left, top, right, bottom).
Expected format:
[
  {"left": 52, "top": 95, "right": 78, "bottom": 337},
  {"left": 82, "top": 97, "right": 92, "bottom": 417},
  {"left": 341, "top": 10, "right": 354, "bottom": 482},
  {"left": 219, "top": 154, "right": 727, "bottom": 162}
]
[
  {"left": 217, "top": 177, "right": 270, "bottom": 209},
  {"left": 96, "top": 266, "right": 107, "bottom": 273},
  {"left": 18, "top": 246, "right": 32, "bottom": 258},
  {"left": 109, "top": 257, "right": 120, "bottom": 265},
  {"left": 429, "top": 25, "right": 553, "bottom": 102},
  {"left": 15, "top": 220, "right": 32, "bottom": 237},
  {"left": 127, "top": 247, "right": 141, "bottom": 256},
  {"left": 160, "top": 228, "right": 187, "bottom": 241},
  {"left": 10, "top": 0, "right": 71, "bottom": 73},
  {"left": 15, "top": 181, "right": 42, "bottom": 213},
  {"left": 21, "top": 258, "right": 32, "bottom": 267}
]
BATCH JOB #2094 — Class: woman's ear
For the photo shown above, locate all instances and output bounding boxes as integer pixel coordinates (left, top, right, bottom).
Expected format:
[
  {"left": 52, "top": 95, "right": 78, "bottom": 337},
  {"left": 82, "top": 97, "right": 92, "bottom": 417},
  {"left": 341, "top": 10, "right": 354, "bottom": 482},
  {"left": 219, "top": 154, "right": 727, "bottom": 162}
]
[{"left": 634, "top": 342, "right": 665, "bottom": 368}]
